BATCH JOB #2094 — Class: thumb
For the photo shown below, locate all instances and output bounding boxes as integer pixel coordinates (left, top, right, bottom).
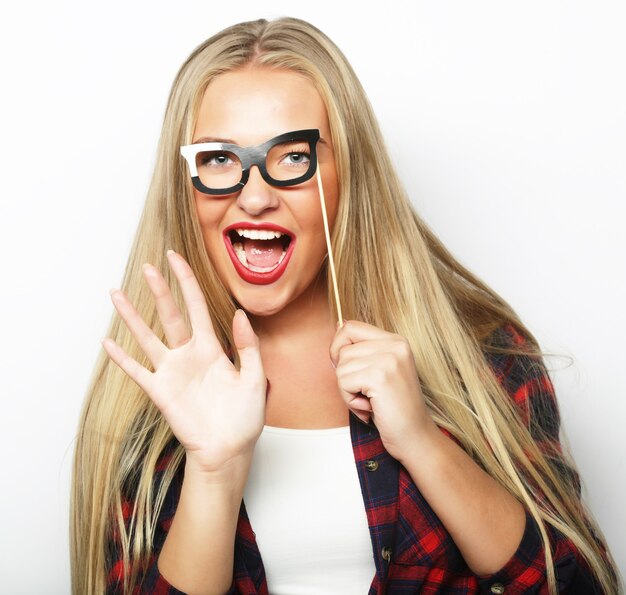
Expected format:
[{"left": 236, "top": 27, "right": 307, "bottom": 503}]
[{"left": 232, "top": 309, "right": 264, "bottom": 380}]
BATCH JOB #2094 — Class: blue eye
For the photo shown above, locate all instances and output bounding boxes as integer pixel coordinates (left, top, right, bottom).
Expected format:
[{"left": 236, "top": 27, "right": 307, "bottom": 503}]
[
  {"left": 283, "top": 152, "right": 310, "bottom": 166},
  {"left": 199, "top": 152, "right": 237, "bottom": 168}
]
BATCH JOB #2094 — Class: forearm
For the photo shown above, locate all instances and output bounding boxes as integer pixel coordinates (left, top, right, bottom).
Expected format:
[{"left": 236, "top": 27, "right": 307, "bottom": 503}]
[
  {"left": 158, "top": 456, "right": 251, "bottom": 595},
  {"left": 399, "top": 424, "right": 526, "bottom": 576}
]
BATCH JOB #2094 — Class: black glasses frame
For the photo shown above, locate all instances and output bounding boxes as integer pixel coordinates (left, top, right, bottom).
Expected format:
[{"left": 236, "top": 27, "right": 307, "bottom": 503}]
[{"left": 180, "top": 129, "right": 321, "bottom": 196}]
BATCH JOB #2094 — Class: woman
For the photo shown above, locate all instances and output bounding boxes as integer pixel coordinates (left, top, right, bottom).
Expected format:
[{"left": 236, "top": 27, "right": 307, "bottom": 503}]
[{"left": 71, "top": 17, "right": 619, "bottom": 595}]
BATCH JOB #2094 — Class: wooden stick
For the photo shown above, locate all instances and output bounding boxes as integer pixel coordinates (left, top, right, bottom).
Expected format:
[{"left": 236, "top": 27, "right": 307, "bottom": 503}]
[{"left": 316, "top": 168, "right": 343, "bottom": 326}]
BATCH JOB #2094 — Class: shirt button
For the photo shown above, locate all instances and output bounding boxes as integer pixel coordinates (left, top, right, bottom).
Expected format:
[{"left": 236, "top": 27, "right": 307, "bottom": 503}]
[
  {"left": 490, "top": 584, "right": 505, "bottom": 594},
  {"left": 365, "top": 459, "right": 379, "bottom": 471},
  {"left": 381, "top": 546, "right": 392, "bottom": 562}
]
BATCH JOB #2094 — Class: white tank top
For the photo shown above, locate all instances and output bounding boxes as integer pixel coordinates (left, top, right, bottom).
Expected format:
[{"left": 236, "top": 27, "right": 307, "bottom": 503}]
[{"left": 243, "top": 425, "right": 376, "bottom": 594}]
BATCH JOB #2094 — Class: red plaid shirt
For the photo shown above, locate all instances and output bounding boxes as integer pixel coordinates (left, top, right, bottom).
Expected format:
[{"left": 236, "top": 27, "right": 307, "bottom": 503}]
[{"left": 108, "top": 324, "right": 600, "bottom": 594}]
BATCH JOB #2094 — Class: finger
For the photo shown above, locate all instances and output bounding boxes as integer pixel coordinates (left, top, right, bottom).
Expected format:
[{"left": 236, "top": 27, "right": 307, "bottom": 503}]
[
  {"left": 339, "top": 370, "right": 373, "bottom": 423},
  {"left": 333, "top": 339, "right": 397, "bottom": 366},
  {"left": 346, "top": 394, "right": 373, "bottom": 413},
  {"left": 166, "top": 250, "right": 220, "bottom": 346},
  {"left": 142, "top": 263, "right": 190, "bottom": 348},
  {"left": 102, "top": 337, "right": 153, "bottom": 394},
  {"left": 330, "top": 320, "right": 393, "bottom": 365},
  {"left": 335, "top": 369, "right": 373, "bottom": 424},
  {"left": 110, "top": 289, "right": 168, "bottom": 367},
  {"left": 336, "top": 363, "right": 377, "bottom": 399},
  {"left": 232, "top": 309, "right": 265, "bottom": 384}
]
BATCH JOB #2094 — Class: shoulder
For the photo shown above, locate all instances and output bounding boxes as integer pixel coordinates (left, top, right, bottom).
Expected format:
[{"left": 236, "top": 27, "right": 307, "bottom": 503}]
[{"left": 481, "top": 322, "right": 560, "bottom": 440}]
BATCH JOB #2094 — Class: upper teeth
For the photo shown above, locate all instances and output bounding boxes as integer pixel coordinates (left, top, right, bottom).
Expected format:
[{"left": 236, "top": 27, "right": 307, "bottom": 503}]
[{"left": 235, "top": 228, "right": 284, "bottom": 240}]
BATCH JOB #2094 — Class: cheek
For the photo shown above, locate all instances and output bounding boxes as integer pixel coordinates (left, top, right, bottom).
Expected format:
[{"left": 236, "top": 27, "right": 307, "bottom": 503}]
[
  {"left": 195, "top": 194, "right": 226, "bottom": 233},
  {"left": 321, "top": 168, "right": 340, "bottom": 230},
  {"left": 302, "top": 166, "right": 340, "bottom": 229},
  {"left": 194, "top": 196, "right": 231, "bottom": 263}
]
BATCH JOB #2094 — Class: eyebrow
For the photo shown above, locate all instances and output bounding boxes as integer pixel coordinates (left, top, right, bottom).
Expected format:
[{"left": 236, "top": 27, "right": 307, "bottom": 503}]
[
  {"left": 192, "top": 136, "right": 237, "bottom": 144},
  {"left": 190, "top": 135, "right": 329, "bottom": 146}
]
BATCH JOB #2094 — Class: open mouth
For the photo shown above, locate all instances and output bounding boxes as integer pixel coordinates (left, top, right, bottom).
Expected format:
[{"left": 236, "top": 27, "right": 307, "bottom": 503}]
[
  {"left": 227, "top": 227, "right": 292, "bottom": 272},
  {"left": 223, "top": 223, "right": 296, "bottom": 285}
]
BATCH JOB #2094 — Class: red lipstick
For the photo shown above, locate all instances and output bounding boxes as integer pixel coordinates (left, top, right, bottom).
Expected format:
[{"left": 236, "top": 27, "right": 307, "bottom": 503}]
[{"left": 223, "top": 222, "right": 296, "bottom": 285}]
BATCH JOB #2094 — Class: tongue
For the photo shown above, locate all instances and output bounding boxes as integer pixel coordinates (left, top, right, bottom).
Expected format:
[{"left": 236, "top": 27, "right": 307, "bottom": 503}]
[{"left": 243, "top": 238, "right": 284, "bottom": 268}]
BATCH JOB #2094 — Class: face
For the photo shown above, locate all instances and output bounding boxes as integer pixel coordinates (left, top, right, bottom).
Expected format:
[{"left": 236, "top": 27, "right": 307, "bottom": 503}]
[{"left": 190, "top": 66, "right": 339, "bottom": 317}]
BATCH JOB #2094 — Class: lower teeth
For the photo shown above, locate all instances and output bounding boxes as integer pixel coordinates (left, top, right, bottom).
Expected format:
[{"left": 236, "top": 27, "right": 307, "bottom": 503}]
[{"left": 233, "top": 242, "right": 286, "bottom": 273}]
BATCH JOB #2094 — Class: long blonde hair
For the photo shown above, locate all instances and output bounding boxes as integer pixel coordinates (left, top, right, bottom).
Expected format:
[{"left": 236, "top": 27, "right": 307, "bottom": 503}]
[{"left": 71, "top": 17, "right": 619, "bottom": 594}]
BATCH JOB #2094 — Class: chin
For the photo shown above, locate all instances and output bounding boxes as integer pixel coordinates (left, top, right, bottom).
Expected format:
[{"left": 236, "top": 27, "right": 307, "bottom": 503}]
[
  {"left": 231, "top": 287, "right": 293, "bottom": 318},
  {"left": 239, "top": 301, "right": 288, "bottom": 318},
  {"left": 244, "top": 305, "right": 284, "bottom": 317}
]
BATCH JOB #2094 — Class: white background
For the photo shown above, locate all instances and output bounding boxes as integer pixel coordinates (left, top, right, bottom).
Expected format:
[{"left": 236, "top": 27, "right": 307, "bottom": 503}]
[{"left": 0, "top": 1, "right": 624, "bottom": 592}]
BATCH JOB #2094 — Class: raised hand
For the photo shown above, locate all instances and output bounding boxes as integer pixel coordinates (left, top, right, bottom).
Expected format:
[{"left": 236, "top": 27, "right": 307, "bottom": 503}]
[{"left": 102, "top": 250, "right": 267, "bottom": 474}]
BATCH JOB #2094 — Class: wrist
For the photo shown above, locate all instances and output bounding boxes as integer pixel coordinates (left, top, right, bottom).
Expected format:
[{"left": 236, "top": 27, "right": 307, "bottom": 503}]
[
  {"left": 184, "top": 451, "right": 253, "bottom": 491},
  {"left": 394, "top": 418, "right": 444, "bottom": 467}
]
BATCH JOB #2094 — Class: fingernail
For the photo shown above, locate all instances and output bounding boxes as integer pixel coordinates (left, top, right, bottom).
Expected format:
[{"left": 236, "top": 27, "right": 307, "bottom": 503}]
[
  {"left": 166, "top": 249, "right": 176, "bottom": 257},
  {"left": 235, "top": 309, "right": 251, "bottom": 326},
  {"left": 109, "top": 288, "right": 118, "bottom": 296},
  {"left": 142, "top": 263, "right": 157, "bottom": 277}
]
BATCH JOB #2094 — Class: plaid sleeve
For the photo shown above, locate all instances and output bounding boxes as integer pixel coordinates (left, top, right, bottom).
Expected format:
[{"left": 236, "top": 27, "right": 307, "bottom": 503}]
[
  {"left": 476, "top": 324, "right": 600, "bottom": 593},
  {"left": 485, "top": 324, "right": 581, "bottom": 490},
  {"left": 106, "top": 445, "right": 247, "bottom": 595},
  {"left": 475, "top": 510, "right": 601, "bottom": 594},
  {"left": 106, "top": 445, "right": 189, "bottom": 595}
]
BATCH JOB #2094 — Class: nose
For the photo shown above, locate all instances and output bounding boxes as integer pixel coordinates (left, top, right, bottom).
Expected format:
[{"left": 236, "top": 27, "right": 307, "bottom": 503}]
[{"left": 236, "top": 165, "right": 279, "bottom": 216}]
